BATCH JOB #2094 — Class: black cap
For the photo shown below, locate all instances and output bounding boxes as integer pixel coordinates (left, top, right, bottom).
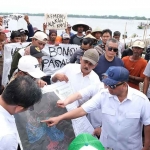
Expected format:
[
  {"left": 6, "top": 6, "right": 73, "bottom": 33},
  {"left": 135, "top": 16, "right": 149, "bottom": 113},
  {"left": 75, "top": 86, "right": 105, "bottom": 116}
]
[
  {"left": 18, "top": 28, "right": 29, "bottom": 36},
  {"left": 30, "top": 46, "right": 44, "bottom": 58},
  {"left": 10, "top": 31, "right": 21, "bottom": 39}
]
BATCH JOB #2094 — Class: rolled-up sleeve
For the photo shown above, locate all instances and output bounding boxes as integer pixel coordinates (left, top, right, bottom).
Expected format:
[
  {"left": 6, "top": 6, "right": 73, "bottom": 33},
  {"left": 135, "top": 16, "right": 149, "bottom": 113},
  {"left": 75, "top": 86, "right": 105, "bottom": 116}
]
[
  {"left": 81, "top": 92, "right": 102, "bottom": 114},
  {"left": 141, "top": 99, "right": 150, "bottom": 125}
]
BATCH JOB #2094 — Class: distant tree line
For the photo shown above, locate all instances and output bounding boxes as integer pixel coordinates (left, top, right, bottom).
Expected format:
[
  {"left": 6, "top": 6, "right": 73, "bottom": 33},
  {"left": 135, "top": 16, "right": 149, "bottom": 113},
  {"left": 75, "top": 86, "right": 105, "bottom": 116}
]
[{"left": 0, "top": 12, "right": 149, "bottom": 20}]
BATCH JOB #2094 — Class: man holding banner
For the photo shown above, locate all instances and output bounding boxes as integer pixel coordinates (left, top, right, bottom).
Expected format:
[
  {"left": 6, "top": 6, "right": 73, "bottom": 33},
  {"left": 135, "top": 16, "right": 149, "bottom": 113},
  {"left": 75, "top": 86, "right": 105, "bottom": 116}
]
[{"left": 9, "top": 31, "right": 48, "bottom": 79}]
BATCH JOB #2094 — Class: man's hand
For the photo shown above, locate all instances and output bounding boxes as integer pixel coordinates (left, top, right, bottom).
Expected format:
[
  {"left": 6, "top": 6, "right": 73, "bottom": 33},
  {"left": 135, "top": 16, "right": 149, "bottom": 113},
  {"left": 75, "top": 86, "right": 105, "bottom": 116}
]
[
  {"left": 55, "top": 42, "right": 60, "bottom": 46},
  {"left": 41, "top": 116, "right": 61, "bottom": 127},
  {"left": 37, "top": 79, "right": 47, "bottom": 88},
  {"left": 43, "top": 23, "right": 47, "bottom": 33},
  {"left": 93, "top": 127, "right": 101, "bottom": 138},
  {"left": 24, "top": 15, "right": 30, "bottom": 24},
  {"left": 57, "top": 100, "right": 68, "bottom": 108},
  {"left": 55, "top": 74, "right": 69, "bottom": 82}
]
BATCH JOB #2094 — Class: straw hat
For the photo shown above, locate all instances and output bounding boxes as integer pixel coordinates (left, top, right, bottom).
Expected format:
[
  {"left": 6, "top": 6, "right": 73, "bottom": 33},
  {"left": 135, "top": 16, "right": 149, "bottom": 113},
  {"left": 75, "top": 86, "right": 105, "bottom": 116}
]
[
  {"left": 91, "top": 27, "right": 102, "bottom": 36},
  {"left": 72, "top": 21, "right": 89, "bottom": 32},
  {"left": 80, "top": 34, "right": 97, "bottom": 43},
  {"left": 85, "top": 34, "right": 96, "bottom": 39}
]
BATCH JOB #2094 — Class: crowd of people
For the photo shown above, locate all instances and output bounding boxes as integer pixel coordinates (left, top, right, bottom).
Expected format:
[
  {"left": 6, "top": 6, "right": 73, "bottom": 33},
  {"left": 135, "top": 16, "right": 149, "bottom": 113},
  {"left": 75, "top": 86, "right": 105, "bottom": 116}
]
[{"left": 0, "top": 15, "right": 150, "bottom": 150}]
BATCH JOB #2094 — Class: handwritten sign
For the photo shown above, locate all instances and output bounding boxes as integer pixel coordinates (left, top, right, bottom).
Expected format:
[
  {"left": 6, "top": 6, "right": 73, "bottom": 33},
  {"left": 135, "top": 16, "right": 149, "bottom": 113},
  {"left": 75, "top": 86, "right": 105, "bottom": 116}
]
[
  {"left": 42, "top": 44, "right": 79, "bottom": 76},
  {"left": 44, "top": 13, "right": 67, "bottom": 30},
  {"left": 2, "top": 42, "right": 30, "bottom": 86}
]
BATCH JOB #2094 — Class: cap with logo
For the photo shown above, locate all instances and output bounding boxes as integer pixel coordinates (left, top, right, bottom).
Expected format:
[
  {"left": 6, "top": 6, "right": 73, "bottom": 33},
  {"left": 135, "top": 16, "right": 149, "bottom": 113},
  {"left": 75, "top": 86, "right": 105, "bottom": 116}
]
[
  {"left": 18, "top": 28, "right": 29, "bottom": 36},
  {"left": 132, "top": 40, "right": 145, "bottom": 49},
  {"left": 30, "top": 31, "right": 48, "bottom": 43},
  {"left": 68, "top": 133, "right": 105, "bottom": 150},
  {"left": 62, "top": 33, "right": 70, "bottom": 39},
  {"left": 30, "top": 46, "right": 44, "bottom": 58},
  {"left": 102, "top": 66, "right": 129, "bottom": 86},
  {"left": 18, "top": 55, "right": 46, "bottom": 78},
  {"left": 82, "top": 49, "right": 99, "bottom": 65}
]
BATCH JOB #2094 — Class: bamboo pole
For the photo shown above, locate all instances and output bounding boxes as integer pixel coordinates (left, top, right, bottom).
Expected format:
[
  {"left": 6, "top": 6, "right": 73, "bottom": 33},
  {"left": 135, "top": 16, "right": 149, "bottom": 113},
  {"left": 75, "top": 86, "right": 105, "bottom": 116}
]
[{"left": 124, "top": 22, "right": 127, "bottom": 47}]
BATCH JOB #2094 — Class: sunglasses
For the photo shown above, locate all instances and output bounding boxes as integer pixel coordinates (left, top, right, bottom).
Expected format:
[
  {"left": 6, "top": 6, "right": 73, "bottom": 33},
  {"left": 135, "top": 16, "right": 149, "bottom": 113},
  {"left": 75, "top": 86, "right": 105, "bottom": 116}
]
[
  {"left": 107, "top": 82, "right": 124, "bottom": 89},
  {"left": 107, "top": 46, "right": 118, "bottom": 52}
]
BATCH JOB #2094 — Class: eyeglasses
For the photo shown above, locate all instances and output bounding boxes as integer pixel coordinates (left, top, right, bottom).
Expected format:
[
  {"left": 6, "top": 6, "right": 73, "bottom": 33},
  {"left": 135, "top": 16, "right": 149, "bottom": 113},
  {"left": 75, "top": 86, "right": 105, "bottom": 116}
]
[
  {"left": 107, "top": 82, "right": 124, "bottom": 89},
  {"left": 107, "top": 46, "right": 118, "bottom": 52}
]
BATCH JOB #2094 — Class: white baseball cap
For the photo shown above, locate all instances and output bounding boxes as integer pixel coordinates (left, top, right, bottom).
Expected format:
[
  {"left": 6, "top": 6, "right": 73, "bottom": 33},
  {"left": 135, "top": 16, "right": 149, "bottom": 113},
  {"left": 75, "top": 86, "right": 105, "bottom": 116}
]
[
  {"left": 30, "top": 31, "right": 48, "bottom": 43},
  {"left": 62, "top": 33, "right": 70, "bottom": 39},
  {"left": 18, "top": 55, "right": 46, "bottom": 78},
  {"left": 132, "top": 40, "right": 145, "bottom": 49}
]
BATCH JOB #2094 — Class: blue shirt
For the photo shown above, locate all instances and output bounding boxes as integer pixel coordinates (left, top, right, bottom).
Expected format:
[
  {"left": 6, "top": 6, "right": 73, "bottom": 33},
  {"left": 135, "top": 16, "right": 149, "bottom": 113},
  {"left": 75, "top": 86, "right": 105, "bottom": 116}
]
[{"left": 93, "top": 54, "right": 124, "bottom": 80}]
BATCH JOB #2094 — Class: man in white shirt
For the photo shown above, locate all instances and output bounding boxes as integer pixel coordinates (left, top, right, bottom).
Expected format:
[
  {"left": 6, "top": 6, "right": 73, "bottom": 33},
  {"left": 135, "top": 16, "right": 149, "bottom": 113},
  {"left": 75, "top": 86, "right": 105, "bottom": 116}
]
[
  {"left": 0, "top": 76, "right": 42, "bottom": 150},
  {"left": 42, "top": 66, "right": 150, "bottom": 150},
  {"left": 52, "top": 48, "right": 104, "bottom": 137}
]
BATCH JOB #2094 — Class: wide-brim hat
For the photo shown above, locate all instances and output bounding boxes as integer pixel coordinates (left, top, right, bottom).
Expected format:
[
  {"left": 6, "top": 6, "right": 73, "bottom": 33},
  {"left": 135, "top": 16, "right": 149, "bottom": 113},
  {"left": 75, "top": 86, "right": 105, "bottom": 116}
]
[
  {"left": 72, "top": 21, "right": 89, "bottom": 32},
  {"left": 91, "top": 27, "right": 102, "bottom": 36},
  {"left": 80, "top": 34, "right": 97, "bottom": 43}
]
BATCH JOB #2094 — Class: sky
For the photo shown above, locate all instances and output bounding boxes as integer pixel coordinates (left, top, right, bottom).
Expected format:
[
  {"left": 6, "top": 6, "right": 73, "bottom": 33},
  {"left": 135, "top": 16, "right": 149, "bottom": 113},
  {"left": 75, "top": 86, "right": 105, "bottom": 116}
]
[{"left": 0, "top": 0, "right": 150, "bottom": 17}]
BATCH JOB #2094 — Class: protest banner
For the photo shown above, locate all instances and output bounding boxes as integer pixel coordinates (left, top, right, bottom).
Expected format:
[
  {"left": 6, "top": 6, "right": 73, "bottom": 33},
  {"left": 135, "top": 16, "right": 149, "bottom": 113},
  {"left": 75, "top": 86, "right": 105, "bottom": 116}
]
[
  {"left": 42, "top": 44, "right": 79, "bottom": 76},
  {"left": 15, "top": 81, "right": 94, "bottom": 150},
  {"left": 2, "top": 42, "right": 30, "bottom": 86},
  {"left": 44, "top": 13, "right": 67, "bottom": 30}
]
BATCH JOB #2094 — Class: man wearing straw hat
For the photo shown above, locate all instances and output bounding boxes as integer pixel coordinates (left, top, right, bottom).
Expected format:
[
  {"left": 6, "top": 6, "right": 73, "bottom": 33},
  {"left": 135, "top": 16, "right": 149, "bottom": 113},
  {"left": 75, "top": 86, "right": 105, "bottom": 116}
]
[
  {"left": 70, "top": 34, "right": 97, "bottom": 64},
  {"left": 70, "top": 21, "right": 89, "bottom": 45},
  {"left": 92, "top": 27, "right": 102, "bottom": 46}
]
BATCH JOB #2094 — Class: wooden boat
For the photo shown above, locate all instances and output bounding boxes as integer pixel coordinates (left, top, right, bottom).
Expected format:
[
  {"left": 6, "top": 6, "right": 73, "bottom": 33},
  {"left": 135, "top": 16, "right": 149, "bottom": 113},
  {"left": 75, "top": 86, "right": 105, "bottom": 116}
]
[{"left": 137, "top": 22, "right": 150, "bottom": 29}]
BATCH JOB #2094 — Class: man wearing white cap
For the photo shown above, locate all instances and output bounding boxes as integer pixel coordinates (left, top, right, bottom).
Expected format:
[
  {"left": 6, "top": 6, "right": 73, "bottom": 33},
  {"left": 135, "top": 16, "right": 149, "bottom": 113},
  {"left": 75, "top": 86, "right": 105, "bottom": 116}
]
[
  {"left": 10, "top": 55, "right": 46, "bottom": 88},
  {"left": 70, "top": 22, "right": 89, "bottom": 45},
  {"left": 9, "top": 31, "right": 48, "bottom": 79},
  {"left": 62, "top": 33, "right": 70, "bottom": 44},
  {"left": 122, "top": 40, "right": 147, "bottom": 90}
]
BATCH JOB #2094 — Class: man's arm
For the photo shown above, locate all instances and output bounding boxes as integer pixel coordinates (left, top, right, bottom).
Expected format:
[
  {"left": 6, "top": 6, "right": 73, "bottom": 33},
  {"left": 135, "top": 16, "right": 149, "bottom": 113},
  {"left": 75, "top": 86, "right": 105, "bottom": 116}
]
[
  {"left": 24, "top": 15, "right": 34, "bottom": 42},
  {"left": 143, "top": 76, "right": 150, "bottom": 95},
  {"left": 129, "top": 75, "right": 144, "bottom": 84},
  {"left": 57, "top": 92, "right": 82, "bottom": 108},
  {"left": 41, "top": 107, "right": 87, "bottom": 126},
  {"left": 9, "top": 52, "right": 22, "bottom": 80},
  {"left": 143, "top": 125, "right": 150, "bottom": 150}
]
